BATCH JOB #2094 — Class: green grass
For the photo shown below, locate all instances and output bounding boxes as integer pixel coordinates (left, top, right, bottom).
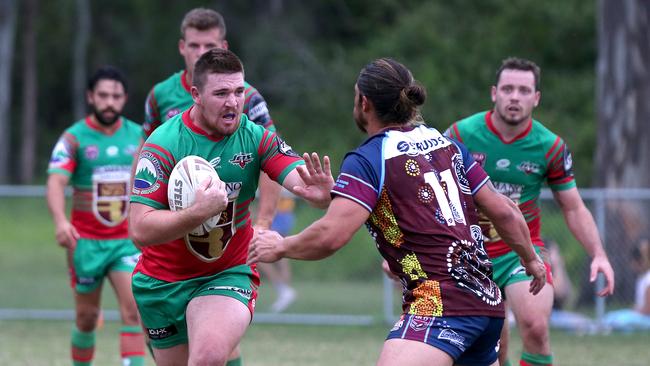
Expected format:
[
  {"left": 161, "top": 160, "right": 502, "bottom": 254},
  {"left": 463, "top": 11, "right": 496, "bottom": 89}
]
[{"left": 1, "top": 319, "right": 649, "bottom": 365}]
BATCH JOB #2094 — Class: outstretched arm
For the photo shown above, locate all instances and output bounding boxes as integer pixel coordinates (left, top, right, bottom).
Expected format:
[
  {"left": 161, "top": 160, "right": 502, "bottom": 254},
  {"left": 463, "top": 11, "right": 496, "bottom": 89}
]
[
  {"left": 248, "top": 197, "right": 368, "bottom": 263},
  {"left": 474, "top": 181, "right": 546, "bottom": 295},
  {"left": 253, "top": 172, "right": 281, "bottom": 229},
  {"left": 553, "top": 187, "right": 615, "bottom": 296}
]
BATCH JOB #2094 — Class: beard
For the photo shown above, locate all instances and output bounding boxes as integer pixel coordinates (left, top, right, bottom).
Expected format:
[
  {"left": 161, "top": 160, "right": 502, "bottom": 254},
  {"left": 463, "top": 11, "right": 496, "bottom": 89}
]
[
  {"left": 496, "top": 107, "right": 528, "bottom": 126},
  {"left": 92, "top": 105, "right": 121, "bottom": 126},
  {"left": 353, "top": 109, "right": 368, "bottom": 133}
]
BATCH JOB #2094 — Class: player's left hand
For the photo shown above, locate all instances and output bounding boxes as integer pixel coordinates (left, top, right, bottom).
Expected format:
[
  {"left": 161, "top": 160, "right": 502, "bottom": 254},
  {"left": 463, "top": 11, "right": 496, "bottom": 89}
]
[
  {"left": 248, "top": 228, "right": 284, "bottom": 264},
  {"left": 293, "top": 152, "right": 334, "bottom": 209},
  {"left": 522, "top": 255, "right": 547, "bottom": 295},
  {"left": 590, "top": 254, "right": 615, "bottom": 296}
]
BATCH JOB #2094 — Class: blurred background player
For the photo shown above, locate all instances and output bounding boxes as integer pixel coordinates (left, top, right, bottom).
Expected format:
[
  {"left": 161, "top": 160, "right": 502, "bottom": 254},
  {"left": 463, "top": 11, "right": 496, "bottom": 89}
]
[
  {"left": 249, "top": 57, "right": 547, "bottom": 366},
  {"left": 446, "top": 57, "right": 615, "bottom": 366},
  {"left": 46, "top": 66, "right": 145, "bottom": 366},
  {"left": 140, "top": 9, "right": 282, "bottom": 363},
  {"left": 129, "top": 48, "right": 333, "bottom": 366},
  {"left": 257, "top": 188, "right": 297, "bottom": 313}
]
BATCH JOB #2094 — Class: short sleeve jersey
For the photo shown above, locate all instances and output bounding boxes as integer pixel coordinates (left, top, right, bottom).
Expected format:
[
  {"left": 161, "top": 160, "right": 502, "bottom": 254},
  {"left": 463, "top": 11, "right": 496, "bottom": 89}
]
[
  {"left": 47, "top": 117, "right": 142, "bottom": 239},
  {"left": 131, "top": 109, "right": 303, "bottom": 282},
  {"left": 331, "top": 125, "right": 503, "bottom": 318},
  {"left": 446, "top": 111, "right": 576, "bottom": 257},
  {"left": 143, "top": 70, "right": 275, "bottom": 137}
]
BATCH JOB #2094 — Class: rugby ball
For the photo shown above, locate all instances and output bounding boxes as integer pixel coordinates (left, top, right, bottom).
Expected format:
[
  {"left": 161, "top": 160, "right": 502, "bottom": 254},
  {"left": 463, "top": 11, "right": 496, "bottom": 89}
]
[{"left": 167, "top": 155, "right": 223, "bottom": 235}]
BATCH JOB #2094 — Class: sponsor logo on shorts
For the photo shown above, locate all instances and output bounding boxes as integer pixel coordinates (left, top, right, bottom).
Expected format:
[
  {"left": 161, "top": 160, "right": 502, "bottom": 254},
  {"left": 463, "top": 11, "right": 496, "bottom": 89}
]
[
  {"left": 77, "top": 276, "right": 96, "bottom": 285},
  {"left": 409, "top": 315, "right": 434, "bottom": 332},
  {"left": 147, "top": 325, "right": 178, "bottom": 340},
  {"left": 438, "top": 329, "right": 466, "bottom": 351},
  {"left": 206, "top": 286, "right": 253, "bottom": 300}
]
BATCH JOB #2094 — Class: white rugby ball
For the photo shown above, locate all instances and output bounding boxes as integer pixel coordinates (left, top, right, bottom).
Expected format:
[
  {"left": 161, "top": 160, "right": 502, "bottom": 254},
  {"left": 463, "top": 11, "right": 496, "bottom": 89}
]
[{"left": 167, "top": 155, "right": 223, "bottom": 235}]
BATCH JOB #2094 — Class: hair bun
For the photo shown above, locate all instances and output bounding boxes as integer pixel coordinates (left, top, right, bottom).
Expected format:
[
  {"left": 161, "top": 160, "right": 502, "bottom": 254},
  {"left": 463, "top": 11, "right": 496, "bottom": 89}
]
[{"left": 405, "top": 83, "right": 426, "bottom": 106}]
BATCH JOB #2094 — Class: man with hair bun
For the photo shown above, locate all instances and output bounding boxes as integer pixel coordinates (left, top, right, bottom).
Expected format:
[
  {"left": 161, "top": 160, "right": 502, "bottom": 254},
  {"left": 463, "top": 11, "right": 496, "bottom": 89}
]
[{"left": 248, "top": 58, "right": 546, "bottom": 365}]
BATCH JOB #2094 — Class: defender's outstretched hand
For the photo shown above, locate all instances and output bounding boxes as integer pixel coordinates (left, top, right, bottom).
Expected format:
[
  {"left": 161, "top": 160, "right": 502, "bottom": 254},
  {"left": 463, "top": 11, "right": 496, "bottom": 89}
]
[{"left": 293, "top": 153, "right": 334, "bottom": 209}]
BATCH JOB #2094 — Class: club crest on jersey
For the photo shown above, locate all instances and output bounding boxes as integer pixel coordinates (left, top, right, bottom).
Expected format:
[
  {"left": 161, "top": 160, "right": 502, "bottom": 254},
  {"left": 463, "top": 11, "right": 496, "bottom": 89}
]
[
  {"left": 92, "top": 168, "right": 130, "bottom": 227},
  {"left": 49, "top": 138, "right": 72, "bottom": 167},
  {"left": 276, "top": 136, "right": 299, "bottom": 157},
  {"left": 85, "top": 145, "right": 99, "bottom": 160},
  {"left": 133, "top": 151, "right": 162, "bottom": 194},
  {"left": 517, "top": 161, "right": 540, "bottom": 175},
  {"left": 229, "top": 153, "right": 253, "bottom": 169},
  {"left": 471, "top": 152, "right": 486, "bottom": 167},
  {"left": 166, "top": 108, "right": 181, "bottom": 120}
]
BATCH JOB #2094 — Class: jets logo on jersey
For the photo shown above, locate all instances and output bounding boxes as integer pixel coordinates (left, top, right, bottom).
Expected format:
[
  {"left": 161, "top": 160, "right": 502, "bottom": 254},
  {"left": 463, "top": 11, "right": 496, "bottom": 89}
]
[
  {"left": 517, "top": 161, "right": 540, "bottom": 174},
  {"left": 229, "top": 153, "right": 253, "bottom": 169}
]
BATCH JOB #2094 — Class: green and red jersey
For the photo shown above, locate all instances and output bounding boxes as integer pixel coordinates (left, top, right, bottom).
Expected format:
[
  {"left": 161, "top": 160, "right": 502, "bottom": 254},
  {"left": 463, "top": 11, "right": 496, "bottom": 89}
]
[
  {"left": 131, "top": 108, "right": 303, "bottom": 281},
  {"left": 446, "top": 110, "right": 576, "bottom": 258},
  {"left": 47, "top": 117, "right": 142, "bottom": 239},
  {"left": 143, "top": 70, "right": 275, "bottom": 137}
]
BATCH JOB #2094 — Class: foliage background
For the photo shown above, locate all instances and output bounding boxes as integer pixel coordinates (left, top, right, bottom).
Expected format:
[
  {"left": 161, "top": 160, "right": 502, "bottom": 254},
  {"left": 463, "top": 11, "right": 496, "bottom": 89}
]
[{"left": 9, "top": 0, "right": 597, "bottom": 186}]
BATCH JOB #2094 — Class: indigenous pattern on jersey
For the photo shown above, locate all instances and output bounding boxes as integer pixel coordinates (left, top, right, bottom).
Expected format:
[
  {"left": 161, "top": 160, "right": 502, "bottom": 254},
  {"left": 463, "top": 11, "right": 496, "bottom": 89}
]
[
  {"left": 446, "top": 110, "right": 576, "bottom": 258},
  {"left": 131, "top": 109, "right": 302, "bottom": 282},
  {"left": 143, "top": 70, "right": 275, "bottom": 136},
  {"left": 331, "top": 125, "right": 503, "bottom": 318},
  {"left": 47, "top": 117, "right": 141, "bottom": 239}
]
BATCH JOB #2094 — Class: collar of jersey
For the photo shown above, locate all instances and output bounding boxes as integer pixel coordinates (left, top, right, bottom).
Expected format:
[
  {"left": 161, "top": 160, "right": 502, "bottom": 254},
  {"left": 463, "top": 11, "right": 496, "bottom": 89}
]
[
  {"left": 85, "top": 115, "right": 122, "bottom": 136},
  {"left": 485, "top": 110, "right": 532, "bottom": 144},
  {"left": 181, "top": 70, "right": 191, "bottom": 93},
  {"left": 182, "top": 107, "right": 225, "bottom": 142}
]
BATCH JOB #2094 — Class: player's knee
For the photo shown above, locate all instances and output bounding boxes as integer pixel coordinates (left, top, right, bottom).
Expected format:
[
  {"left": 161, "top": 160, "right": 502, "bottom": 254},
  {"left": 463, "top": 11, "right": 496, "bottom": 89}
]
[
  {"left": 520, "top": 317, "right": 549, "bottom": 343},
  {"left": 76, "top": 308, "right": 99, "bottom": 331},
  {"left": 189, "top": 346, "right": 229, "bottom": 366}
]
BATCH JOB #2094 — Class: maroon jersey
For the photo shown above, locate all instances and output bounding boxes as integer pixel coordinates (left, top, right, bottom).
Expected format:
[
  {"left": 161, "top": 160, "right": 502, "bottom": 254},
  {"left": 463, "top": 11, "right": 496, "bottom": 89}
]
[{"left": 332, "top": 125, "right": 503, "bottom": 318}]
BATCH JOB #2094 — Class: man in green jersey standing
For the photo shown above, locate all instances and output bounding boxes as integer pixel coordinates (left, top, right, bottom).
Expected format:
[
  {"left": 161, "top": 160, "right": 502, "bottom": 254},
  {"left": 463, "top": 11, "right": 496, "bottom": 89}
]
[
  {"left": 46, "top": 66, "right": 146, "bottom": 366},
  {"left": 446, "top": 57, "right": 615, "bottom": 366},
  {"left": 130, "top": 48, "right": 333, "bottom": 366}
]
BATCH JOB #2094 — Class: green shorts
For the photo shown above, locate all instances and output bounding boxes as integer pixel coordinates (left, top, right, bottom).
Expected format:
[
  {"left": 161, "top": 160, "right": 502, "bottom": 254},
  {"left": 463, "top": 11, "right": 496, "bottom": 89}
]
[
  {"left": 132, "top": 264, "right": 259, "bottom": 349},
  {"left": 491, "top": 246, "right": 552, "bottom": 294},
  {"left": 70, "top": 238, "right": 140, "bottom": 294}
]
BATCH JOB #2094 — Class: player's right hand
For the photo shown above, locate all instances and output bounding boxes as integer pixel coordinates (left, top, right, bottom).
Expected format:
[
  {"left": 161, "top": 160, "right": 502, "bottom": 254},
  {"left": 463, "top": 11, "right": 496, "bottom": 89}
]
[
  {"left": 523, "top": 256, "right": 547, "bottom": 295},
  {"left": 193, "top": 176, "right": 228, "bottom": 219},
  {"left": 55, "top": 221, "right": 79, "bottom": 249}
]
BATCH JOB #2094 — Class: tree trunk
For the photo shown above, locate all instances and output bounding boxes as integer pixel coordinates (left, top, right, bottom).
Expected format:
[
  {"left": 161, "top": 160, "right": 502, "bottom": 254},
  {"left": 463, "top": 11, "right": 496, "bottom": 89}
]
[
  {"left": 594, "top": 0, "right": 650, "bottom": 188},
  {"left": 19, "top": 0, "right": 38, "bottom": 183},
  {"left": 591, "top": 0, "right": 650, "bottom": 304},
  {"left": 0, "top": 0, "right": 17, "bottom": 183},
  {"left": 72, "top": 0, "right": 90, "bottom": 119}
]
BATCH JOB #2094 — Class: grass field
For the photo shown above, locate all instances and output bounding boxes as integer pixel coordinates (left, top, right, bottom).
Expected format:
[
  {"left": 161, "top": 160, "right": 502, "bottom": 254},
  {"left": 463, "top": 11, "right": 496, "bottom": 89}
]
[
  {"left": 2, "top": 196, "right": 650, "bottom": 365},
  {"left": 2, "top": 319, "right": 650, "bottom": 365}
]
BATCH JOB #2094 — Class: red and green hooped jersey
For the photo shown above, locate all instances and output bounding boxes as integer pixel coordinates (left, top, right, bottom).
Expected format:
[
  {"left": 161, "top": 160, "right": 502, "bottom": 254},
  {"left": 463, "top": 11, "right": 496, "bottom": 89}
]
[
  {"left": 131, "top": 108, "right": 303, "bottom": 282},
  {"left": 446, "top": 110, "right": 576, "bottom": 258},
  {"left": 47, "top": 117, "right": 142, "bottom": 239},
  {"left": 143, "top": 70, "right": 275, "bottom": 137}
]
